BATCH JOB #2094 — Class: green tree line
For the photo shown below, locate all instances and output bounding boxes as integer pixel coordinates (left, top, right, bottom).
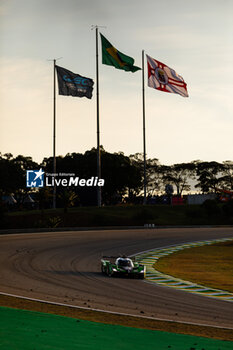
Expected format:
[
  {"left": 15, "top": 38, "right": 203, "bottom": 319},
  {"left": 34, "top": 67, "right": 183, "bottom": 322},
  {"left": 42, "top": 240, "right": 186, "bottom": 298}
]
[{"left": 1, "top": 149, "right": 233, "bottom": 208}]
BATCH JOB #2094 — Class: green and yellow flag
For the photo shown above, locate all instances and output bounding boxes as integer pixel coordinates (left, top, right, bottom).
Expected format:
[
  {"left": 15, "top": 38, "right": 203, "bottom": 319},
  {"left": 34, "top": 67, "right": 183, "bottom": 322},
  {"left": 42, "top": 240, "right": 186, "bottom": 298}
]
[{"left": 100, "top": 33, "right": 141, "bottom": 73}]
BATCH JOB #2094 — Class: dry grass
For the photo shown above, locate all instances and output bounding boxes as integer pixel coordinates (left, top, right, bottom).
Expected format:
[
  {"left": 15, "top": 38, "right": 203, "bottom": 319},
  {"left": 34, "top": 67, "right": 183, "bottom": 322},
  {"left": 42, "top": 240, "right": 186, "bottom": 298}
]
[{"left": 155, "top": 241, "right": 233, "bottom": 293}]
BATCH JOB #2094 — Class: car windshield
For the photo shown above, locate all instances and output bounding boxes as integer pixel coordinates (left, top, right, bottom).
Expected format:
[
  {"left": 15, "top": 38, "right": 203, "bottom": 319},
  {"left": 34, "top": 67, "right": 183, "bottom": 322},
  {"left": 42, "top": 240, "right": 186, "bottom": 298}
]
[{"left": 117, "top": 259, "right": 133, "bottom": 267}]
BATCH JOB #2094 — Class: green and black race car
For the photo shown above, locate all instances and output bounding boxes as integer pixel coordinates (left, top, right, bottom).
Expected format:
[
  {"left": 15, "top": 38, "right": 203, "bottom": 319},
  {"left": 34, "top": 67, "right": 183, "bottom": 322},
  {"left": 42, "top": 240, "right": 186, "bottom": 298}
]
[{"left": 101, "top": 256, "right": 146, "bottom": 279}]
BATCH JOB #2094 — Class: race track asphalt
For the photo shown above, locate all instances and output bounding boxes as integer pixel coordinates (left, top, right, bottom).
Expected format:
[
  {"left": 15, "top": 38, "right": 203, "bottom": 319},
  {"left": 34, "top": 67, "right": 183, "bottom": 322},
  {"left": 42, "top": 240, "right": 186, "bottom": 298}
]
[{"left": 0, "top": 227, "right": 233, "bottom": 328}]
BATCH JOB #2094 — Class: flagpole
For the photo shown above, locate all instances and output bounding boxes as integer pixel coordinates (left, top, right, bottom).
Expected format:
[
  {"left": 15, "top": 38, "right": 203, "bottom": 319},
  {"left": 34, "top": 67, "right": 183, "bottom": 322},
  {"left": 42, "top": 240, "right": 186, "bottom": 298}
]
[
  {"left": 142, "top": 50, "right": 147, "bottom": 205},
  {"left": 95, "top": 26, "right": 101, "bottom": 207},
  {"left": 53, "top": 59, "right": 57, "bottom": 209},
  {"left": 47, "top": 57, "right": 62, "bottom": 209}
]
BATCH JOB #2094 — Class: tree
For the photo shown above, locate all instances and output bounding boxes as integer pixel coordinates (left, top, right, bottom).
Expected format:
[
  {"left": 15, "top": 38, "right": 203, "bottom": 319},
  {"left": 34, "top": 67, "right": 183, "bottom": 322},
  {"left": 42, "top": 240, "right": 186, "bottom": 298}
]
[
  {"left": 58, "top": 190, "right": 78, "bottom": 213},
  {"left": 218, "top": 161, "right": 233, "bottom": 190},
  {"left": 146, "top": 159, "right": 164, "bottom": 196},
  {"left": 101, "top": 150, "right": 142, "bottom": 204},
  {"left": 162, "top": 163, "right": 196, "bottom": 196},
  {"left": 195, "top": 161, "right": 224, "bottom": 193},
  {"left": 35, "top": 188, "right": 53, "bottom": 213},
  {"left": 42, "top": 148, "right": 142, "bottom": 206},
  {"left": 0, "top": 154, "right": 39, "bottom": 194},
  {"left": 129, "top": 154, "right": 163, "bottom": 199}
]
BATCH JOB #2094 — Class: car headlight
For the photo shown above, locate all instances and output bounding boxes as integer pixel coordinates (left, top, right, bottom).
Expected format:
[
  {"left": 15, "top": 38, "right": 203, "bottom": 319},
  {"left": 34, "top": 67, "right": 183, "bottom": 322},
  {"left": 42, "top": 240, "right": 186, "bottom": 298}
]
[{"left": 112, "top": 268, "right": 117, "bottom": 272}]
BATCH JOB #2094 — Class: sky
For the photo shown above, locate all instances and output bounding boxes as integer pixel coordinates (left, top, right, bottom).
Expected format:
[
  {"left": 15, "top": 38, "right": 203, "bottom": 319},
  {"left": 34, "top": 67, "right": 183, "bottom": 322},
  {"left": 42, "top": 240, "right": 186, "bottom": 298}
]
[{"left": 0, "top": 0, "right": 233, "bottom": 165}]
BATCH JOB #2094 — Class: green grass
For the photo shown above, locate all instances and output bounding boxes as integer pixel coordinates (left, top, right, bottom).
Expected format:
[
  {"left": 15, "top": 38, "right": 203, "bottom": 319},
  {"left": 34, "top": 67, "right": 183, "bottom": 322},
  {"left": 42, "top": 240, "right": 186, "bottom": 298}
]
[
  {"left": 2, "top": 205, "right": 189, "bottom": 229},
  {"left": 0, "top": 306, "right": 232, "bottom": 350},
  {"left": 1, "top": 202, "right": 233, "bottom": 229}
]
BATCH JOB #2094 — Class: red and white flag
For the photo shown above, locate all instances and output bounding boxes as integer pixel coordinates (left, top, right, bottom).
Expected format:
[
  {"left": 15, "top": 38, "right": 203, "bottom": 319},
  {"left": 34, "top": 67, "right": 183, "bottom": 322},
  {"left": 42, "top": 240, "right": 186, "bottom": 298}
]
[{"left": 146, "top": 54, "right": 188, "bottom": 97}]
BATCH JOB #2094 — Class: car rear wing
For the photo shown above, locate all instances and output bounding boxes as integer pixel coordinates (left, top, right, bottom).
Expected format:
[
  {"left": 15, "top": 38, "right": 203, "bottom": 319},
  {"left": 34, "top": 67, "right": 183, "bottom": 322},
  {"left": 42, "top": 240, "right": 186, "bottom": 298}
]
[{"left": 101, "top": 255, "right": 136, "bottom": 261}]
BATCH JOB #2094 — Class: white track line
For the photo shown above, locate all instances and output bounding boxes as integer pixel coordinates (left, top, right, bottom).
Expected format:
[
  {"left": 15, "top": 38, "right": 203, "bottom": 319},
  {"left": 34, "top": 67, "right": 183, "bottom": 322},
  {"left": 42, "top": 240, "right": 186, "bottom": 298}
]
[
  {"left": 0, "top": 291, "right": 233, "bottom": 330},
  {"left": 1, "top": 235, "right": 233, "bottom": 330}
]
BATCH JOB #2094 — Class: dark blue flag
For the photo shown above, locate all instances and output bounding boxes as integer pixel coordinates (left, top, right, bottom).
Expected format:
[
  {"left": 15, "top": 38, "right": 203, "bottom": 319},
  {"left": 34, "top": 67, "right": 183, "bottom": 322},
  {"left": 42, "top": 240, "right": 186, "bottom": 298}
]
[{"left": 55, "top": 65, "right": 94, "bottom": 99}]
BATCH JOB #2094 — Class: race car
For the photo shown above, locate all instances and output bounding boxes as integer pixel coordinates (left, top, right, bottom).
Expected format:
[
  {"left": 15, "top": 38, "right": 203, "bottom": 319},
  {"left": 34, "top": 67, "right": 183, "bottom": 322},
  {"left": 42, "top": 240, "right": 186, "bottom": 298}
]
[{"left": 101, "top": 255, "right": 146, "bottom": 279}]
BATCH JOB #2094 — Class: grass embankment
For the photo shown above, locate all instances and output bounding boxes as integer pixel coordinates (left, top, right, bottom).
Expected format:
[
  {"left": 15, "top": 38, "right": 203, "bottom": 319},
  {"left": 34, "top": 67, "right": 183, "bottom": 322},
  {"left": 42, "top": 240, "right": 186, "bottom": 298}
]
[
  {"left": 1, "top": 205, "right": 189, "bottom": 229},
  {"left": 1, "top": 294, "right": 233, "bottom": 341},
  {"left": 155, "top": 241, "right": 233, "bottom": 293},
  {"left": 1, "top": 202, "right": 233, "bottom": 229},
  {"left": 1, "top": 306, "right": 233, "bottom": 349}
]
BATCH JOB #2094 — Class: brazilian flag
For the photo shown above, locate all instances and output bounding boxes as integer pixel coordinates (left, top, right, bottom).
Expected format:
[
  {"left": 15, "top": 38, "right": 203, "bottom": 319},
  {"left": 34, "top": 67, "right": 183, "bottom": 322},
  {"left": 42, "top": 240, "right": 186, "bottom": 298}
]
[{"left": 100, "top": 33, "right": 141, "bottom": 73}]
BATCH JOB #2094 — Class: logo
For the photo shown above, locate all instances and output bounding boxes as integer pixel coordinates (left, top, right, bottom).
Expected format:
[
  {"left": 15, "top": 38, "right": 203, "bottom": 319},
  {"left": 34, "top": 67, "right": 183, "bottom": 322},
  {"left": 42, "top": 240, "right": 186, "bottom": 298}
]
[
  {"left": 26, "top": 170, "right": 105, "bottom": 188},
  {"left": 155, "top": 68, "right": 168, "bottom": 85},
  {"left": 63, "top": 75, "right": 89, "bottom": 86},
  {"left": 26, "top": 169, "right": 44, "bottom": 188}
]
